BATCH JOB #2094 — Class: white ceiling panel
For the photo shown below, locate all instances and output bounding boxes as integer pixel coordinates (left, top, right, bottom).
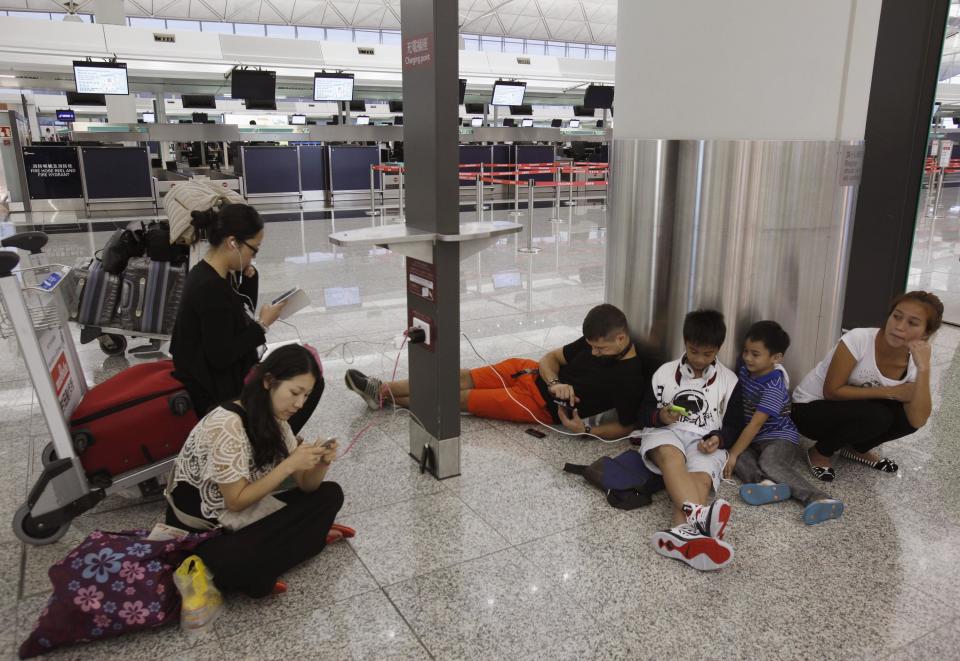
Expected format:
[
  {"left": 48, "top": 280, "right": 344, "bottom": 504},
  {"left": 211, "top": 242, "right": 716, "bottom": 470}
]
[{"left": 8, "top": 0, "right": 618, "bottom": 45}]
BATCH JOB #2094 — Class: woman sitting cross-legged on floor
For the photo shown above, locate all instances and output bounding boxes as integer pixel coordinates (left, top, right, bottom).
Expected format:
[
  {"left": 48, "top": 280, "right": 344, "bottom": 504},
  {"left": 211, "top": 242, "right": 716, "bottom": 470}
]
[
  {"left": 791, "top": 291, "right": 942, "bottom": 482},
  {"left": 165, "top": 344, "right": 352, "bottom": 598}
]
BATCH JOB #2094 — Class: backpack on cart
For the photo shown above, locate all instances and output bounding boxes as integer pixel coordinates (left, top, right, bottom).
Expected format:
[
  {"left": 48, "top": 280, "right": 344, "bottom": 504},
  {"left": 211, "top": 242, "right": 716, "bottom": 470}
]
[
  {"left": 68, "top": 359, "right": 197, "bottom": 487},
  {"left": 564, "top": 449, "right": 665, "bottom": 510},
  {"left": 117, "top": 257, "right": 186, "bottom": 335},
  {"left": 163, "top": 180, "right": 244, "bottom": 246}
]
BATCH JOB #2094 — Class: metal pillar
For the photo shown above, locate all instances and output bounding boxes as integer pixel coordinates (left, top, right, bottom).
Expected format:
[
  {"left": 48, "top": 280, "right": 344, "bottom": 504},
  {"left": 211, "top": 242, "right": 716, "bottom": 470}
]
[
  {"left": 401, "top": 0, "right": 461, "bottom": 479},
  {"left": 366, "top": 165, "right": 380, "bottom": 216},
  {"left": 550, "top": 167, "right": 563, "bottom": 222}
]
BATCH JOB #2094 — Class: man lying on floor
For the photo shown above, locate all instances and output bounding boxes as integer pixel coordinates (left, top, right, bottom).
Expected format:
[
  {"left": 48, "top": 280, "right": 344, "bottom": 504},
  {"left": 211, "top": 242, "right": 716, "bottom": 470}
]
[{"left": 345, "top": 303, "right": 647, "bottom": 439}]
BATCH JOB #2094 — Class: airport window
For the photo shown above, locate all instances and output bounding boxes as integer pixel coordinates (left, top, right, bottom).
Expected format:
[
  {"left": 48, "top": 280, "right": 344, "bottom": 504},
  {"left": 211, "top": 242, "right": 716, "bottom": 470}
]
[
  {"left": 481, "top": 36, "right": 502, "bottom": 52},
  {"left": 129, "top": 16, "right": 166, "bottom": 28},
  {"left": 234, "top": 22, "right": 265, "bottom": 35},
  {"left": 325, "top": 28, "right": 353, "bottom": 42},
  {"left": 355, "top": 29, "right": 380, "bottom": 44},
  {"left": 266, "top": 24, "right": 296, "bottom": 38},
  {"left": 503, "top": 38, "right": 524, "bottom": 53},
  {"left": 606, "top": 45, "right": 616, "bottom": 60},
  {"left": 462, "top": 35, "right": 480, "bottom": 51},
  {"left": 381, "top": 30, "right": 401, "bottom": 44},
  {"left": 587, "top": 45, "right": 605, "bottom": 60},
  {"left": 297, "top": 26, "right": 325, "bottom": 40},
  {"left": 166, "top": 19, "right": 200, "bottom": 31},
  {"left": 546, "top": 41, "right": 565, "bottom": 56},
  {"left": 200, "top": 21, "right": 232, "bottom": 33},
  {"left": 525, "top": 39, "right": 546, "bottom": 55},
  {"left": 8, "top": 10, "right": 54, "bottom": 20},
  {"left": 567, "top": 43, "right": 586, "bottom": 59}
]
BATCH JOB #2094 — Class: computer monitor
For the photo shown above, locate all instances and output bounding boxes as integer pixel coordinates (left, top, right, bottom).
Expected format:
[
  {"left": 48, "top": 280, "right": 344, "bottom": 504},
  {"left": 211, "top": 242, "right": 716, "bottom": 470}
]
[
  {"left": 465, "top": 102, "right": 485, "bottom": 114},
  {"left": 459, "top": 78, "right": 467, "bottom": 104},
  {"left": 470, "top": 117, "right": 483, "bottom": 127},
  {"left": 313, "top": 72, "right": 354, "bottom": 101},
  {"left": 56, "top": 109, "right": 75, "bottom": 122},
  {"left": 231, "top": 69, "right": 276, "bottom": 102},
  {"left": 503, "top": 118, "right": 516, "bottom": 127},
  {"left": 393, "top": 115, "right": 404, "bottom": 125},
  {"left": 290, "top": 114, "right": 307, "bottom": 125},
  {"left": 142, "top": 112, "right": 155, "bottom": 123},
  {"left": 181, "top": 94, "right": 216, "bottom": 109},
  {"left": 355, "top": 115, "right": 370, "bottom": 125},
  {"left": 573, "top": 105, "right": 595, "bottom": 117},
  {"left": 521, "top": 118, "right": 534, "bottom": 127},
  {"left": 583, "top": 85, "right": 614, "bottom": 109},
  {"left": 596, "top": 120, "right": 604, "bottom": 128},
  {"left": 550, "top": 118, "right": 562, "bottom": 128},
  {"left": 568, "top": 119, "right": 581, "bottom": 128},
  {"left": 509, "top": 104, "right": 533, "bottom": 116},
  {"left": 244, "top": 98, "right": 276, "bottom": 110},
  {"left": 191, "top": 112, "right": 208, "bottom": 123},
  {"left": 65, "top": 92, "right": 106, "bottom": 106},
  {"left": 491, "top": 80, "right": 526, "bottom": 106},
  {"left": 389, "top": 100, "right": 403, "bottom": 112},
  {"left": 349, "top": 99, "right": 366, "bottom": 112},
  {"left": 73, "top": 61, "right": 128, "bottom": 95}
]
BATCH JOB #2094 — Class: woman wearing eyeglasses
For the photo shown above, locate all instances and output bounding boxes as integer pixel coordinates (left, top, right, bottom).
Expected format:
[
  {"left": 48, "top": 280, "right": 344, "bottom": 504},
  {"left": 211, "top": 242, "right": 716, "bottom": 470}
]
[{"left": 170, "top": 203, "right": 321, "bottom": 434}]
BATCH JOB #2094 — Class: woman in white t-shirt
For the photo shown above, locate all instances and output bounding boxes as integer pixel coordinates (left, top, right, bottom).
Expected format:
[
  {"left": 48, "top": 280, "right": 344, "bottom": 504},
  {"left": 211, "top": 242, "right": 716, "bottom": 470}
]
[
  {"left": 791, "top": 291, "right": 943, "bottom": 482},
  {"left": 165, "top": 344, "right": 351, "bottom": 598}
]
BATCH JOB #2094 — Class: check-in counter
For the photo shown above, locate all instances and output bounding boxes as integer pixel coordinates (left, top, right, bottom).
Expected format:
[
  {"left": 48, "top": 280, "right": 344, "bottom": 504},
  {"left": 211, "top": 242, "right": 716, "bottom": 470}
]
[
  {"left": 327, "top": 145, "right": 380, "bottom": 204},
  {"left": 20, "top": 144, "right": 85, "bottom": 212},
  {"left": 296, "top": 143, "right": 328, "bottom": 203},
  {"left": 79, "top": 146, "right": 157, "bottom": 213},
  {"left": 240, "top": 145, "right": 301, "bottom": 204}
]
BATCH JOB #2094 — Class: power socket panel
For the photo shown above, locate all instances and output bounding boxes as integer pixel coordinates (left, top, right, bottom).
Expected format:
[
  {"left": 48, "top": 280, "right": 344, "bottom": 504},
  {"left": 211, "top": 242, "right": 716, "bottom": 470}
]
[{"left": 409, "top": 310, "right": 435, "bottom": 351}]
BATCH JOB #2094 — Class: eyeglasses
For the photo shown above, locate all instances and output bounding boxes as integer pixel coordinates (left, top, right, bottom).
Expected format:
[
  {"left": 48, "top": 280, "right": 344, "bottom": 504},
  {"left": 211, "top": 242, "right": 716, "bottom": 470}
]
[{"left": 241, "top": 240, "right": 260, "bottom": 256}]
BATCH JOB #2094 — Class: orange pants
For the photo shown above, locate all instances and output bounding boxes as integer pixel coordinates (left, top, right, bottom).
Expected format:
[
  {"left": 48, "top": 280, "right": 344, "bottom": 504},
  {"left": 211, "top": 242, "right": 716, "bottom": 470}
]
[{"left": 467, "top": 358, "right": 554, "bottom": 424}]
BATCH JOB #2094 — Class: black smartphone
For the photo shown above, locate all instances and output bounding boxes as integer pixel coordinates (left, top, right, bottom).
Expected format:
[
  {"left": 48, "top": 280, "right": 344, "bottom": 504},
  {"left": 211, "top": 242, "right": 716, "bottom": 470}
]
[
  {"left": 525, "top": 428, "right": 546, "bottom": 439},
  {"left": 272, "top": 287, "right": 299, "bottom": 305}
]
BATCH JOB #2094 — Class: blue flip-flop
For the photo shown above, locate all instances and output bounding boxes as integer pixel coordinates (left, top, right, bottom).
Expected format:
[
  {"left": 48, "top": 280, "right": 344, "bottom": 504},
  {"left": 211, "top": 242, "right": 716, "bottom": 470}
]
[
  {"left": 803, "top": 499, "right": 844, "bottom": 525},
  {"left": 739, "top": 483, "right": 791, "bottom": 505}
]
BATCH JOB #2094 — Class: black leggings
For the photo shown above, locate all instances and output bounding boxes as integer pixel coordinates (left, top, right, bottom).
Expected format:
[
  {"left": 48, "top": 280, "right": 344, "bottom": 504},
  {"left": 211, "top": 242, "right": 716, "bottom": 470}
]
[
  {"left": 166, "top": 482, "right": 344, "bottom": 598},
  {"left": 791, "top": 399, "right": 917, "bottom": 457}
]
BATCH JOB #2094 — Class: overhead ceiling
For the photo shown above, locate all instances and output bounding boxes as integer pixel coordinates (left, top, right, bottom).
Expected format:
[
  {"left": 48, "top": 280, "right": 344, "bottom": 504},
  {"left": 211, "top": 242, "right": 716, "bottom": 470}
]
[{"left": 0, "top": 0, "right": 618, "bottom": 44}]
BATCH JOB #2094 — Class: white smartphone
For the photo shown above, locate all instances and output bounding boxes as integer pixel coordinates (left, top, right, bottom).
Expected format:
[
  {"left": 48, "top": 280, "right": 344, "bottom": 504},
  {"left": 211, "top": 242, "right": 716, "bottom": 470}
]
[{"left": 272, "top": 287, "right": 300, "bottom": 305}]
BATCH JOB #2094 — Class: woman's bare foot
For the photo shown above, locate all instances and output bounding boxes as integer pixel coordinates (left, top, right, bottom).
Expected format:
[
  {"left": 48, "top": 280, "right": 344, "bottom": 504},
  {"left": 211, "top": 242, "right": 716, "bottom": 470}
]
[{"left": 808, "top": 446, "right": 832, "bottom": 468}]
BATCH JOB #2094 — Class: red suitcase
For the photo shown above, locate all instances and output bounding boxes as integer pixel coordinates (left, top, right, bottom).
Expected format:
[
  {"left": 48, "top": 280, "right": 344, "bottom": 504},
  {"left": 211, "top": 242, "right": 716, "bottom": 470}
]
[{"left": 69, "top": 360, "right": 197, "bottom": 487}]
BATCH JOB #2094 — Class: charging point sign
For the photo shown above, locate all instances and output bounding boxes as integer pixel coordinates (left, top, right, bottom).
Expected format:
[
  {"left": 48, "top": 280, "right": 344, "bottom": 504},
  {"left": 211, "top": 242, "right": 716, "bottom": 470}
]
[{"left": 407, "top": 258, "right": 436, "bottom": 303}]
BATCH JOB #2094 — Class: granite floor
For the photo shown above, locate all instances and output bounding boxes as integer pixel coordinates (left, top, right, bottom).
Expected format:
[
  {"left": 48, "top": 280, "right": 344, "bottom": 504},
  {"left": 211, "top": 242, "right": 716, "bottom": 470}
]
[{"left": 1, "top": 196, "right": 958, "bottom": 661}]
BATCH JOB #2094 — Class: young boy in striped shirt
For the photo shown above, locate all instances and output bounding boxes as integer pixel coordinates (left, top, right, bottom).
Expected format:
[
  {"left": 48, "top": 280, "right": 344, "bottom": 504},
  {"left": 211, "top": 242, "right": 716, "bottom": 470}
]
[{"left": 722, "top": 321, "right": 843, "bottom": 525}]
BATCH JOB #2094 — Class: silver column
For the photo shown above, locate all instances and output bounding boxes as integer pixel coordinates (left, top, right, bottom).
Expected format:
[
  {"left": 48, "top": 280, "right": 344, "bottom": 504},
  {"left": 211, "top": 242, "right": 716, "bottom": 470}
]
[{"left": 606, "top": 139, "right": 859, "bottom": 381}]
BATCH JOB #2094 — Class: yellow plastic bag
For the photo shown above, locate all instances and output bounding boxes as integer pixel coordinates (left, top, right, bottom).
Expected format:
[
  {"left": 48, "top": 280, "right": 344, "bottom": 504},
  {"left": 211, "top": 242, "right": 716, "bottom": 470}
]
[{"left": 173, "top": 555, "right": 223, "bottom": 634}]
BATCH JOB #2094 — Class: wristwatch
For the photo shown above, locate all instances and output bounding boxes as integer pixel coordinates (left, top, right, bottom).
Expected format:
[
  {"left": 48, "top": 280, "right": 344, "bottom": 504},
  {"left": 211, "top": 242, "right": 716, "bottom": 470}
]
[
  {"left": 583, "top": 424, "right": 592, "bottom": 435},
  {"left": 547, "top": 378, "right": 561, "bottom": 385}
]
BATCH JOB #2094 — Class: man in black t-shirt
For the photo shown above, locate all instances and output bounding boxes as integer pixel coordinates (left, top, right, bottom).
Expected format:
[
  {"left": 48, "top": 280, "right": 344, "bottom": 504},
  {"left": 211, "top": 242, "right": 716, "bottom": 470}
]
[{"left": 345, "top": 304, "right": 648, "bottom": 439}]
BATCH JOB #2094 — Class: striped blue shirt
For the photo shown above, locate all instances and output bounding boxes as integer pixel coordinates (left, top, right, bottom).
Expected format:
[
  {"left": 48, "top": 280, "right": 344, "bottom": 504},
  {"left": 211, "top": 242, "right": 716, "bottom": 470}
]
[{"left": 737, "top": 361, "right": 799, "bottom": 444}]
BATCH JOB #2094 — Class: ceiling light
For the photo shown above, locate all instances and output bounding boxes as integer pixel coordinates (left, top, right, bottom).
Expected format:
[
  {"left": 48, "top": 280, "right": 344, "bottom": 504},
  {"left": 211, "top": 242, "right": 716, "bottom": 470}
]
[{"left": 0, "top": 75, "right": 16, "bottom": 79}]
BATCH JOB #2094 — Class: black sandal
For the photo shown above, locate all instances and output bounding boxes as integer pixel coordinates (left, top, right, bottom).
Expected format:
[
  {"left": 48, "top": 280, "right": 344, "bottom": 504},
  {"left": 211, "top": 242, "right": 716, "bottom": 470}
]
[
  {"left": 838, "top": 448, "right": 898, "bottom": 473},
  {"left": 806, "top": 448, "right": 835, "bottom": 482}
]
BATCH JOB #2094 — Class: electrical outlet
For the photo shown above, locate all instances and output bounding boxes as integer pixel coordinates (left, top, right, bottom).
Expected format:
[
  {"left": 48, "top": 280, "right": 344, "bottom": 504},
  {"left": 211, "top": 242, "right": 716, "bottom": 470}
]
[{"left": 411, "top": 316, "right": 431, "bottom": 346}]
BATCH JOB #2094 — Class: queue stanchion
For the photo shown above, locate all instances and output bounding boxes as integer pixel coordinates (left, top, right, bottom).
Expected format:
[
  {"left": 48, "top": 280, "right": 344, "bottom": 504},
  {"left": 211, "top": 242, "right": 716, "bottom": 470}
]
[
  {"left": 509, "top": 167, "right": 522, "bottom": 217},
  {"left": 564, "top": 167, "right": 578, "bottom": 207},
  {"left": 599, "top": 167, "right": 609, "bottom": 211},
  {"left": 475, "top": 173, "right": 483, "bottom": 223},
  {"left": 366, "top": 165, "right": 380, "bottom": 216},
  {"left": 550, "top": 166, "right": 563, "bottom": 223},
  {"left": 518, "top": 178, "right": 542, "bottom": 254},
  {"left": 397, "top": 169, "right": 406, "bottom": 223}
]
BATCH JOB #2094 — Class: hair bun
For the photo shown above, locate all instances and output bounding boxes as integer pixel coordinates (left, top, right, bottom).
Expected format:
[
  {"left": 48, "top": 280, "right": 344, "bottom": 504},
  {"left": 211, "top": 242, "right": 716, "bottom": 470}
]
[{"left": 190, "top": 207, "right": 219, "bottom": 231}]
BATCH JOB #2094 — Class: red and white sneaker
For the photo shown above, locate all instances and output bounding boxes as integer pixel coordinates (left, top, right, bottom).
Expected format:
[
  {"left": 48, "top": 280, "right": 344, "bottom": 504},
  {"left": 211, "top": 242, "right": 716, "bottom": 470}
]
[
  {"left": 682, "top": 499, "right": 731, "bottom": 540},
  {"left": 651, "top": 523, "right": 734, "bottom": 571}
]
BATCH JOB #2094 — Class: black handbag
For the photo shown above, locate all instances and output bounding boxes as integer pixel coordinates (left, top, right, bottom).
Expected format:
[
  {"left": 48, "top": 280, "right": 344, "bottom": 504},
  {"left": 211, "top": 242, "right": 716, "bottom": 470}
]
[{"left": 99, "top": 227, "right": 144, "bottom": 274}]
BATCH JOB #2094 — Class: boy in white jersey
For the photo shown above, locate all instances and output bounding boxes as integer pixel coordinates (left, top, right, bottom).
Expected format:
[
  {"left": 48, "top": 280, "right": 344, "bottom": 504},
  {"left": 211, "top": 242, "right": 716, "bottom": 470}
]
[{"left": 633, "top": 310, "right": 738, "bottom": 571}]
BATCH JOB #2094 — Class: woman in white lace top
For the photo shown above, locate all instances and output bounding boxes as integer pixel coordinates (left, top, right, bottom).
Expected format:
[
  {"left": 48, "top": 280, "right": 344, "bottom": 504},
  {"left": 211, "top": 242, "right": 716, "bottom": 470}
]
[{"left": 165, "top": 344, "right": 348, "bottom": 598}]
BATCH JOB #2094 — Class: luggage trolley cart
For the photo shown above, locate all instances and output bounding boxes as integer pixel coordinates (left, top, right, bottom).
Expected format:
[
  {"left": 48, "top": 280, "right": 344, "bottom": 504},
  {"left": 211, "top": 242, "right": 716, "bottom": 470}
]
[{"left": 0, "top": 239, "right": 182, "bottom": 545}]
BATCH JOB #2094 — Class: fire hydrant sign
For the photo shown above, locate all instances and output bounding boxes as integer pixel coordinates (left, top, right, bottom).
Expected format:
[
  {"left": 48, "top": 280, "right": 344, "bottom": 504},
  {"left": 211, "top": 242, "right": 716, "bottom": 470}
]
[
  {"left": 406, "top": 257, "right": 436, "bottom": 302},
  {"left": 403, "top": 33, "right": 433, "bottom": 70}
]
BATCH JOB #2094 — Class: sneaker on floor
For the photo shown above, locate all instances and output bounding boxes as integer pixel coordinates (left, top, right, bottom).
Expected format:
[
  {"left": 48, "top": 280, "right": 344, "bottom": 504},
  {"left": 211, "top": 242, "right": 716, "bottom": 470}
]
[
  {"left": 651, "top": 523, "right": 734, "bottom": 571},
  {"left": 740, "top": 482, "right": 791, "bottom": 506},
  {"left": 344, "top": 369, "right": 383, "bottom": 410},
  {"left": 682, "top": 499, "right": 731, "bottom": 540}
]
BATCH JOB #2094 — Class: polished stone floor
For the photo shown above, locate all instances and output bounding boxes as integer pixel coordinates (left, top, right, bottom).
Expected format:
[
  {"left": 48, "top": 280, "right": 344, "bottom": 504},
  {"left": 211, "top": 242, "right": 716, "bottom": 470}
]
[
  {"left": 909, "top": 180, "right": 960, "bottom": 324},
  {"left": 1, "top": 195, "right": 958, "bottom": 660}
]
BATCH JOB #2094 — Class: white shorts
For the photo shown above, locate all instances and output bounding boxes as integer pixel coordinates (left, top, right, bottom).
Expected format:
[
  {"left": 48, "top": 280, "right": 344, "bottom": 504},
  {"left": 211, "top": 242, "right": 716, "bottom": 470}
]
[{"left": 638, "top": 427, "right": 728, "bottom": 492}]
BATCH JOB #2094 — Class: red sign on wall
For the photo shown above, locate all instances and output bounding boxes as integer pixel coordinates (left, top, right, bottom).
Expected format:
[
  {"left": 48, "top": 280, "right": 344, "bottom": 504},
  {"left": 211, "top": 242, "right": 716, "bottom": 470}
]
[{"left": 403, "top": 33, "right": 434, "bottom": 70}]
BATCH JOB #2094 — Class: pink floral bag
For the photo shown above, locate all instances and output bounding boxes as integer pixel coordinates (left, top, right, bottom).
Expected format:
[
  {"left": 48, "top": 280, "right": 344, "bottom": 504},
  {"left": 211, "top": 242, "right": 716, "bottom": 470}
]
[{"left": 19, "top": 528, "right": 217, "bottom": 659}]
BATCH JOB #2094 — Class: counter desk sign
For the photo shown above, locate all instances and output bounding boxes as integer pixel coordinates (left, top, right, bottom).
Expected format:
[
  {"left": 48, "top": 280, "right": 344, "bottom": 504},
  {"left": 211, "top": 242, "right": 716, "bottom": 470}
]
[{"left": 22, "top": 146, "right": 83, "bottom": 199}]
